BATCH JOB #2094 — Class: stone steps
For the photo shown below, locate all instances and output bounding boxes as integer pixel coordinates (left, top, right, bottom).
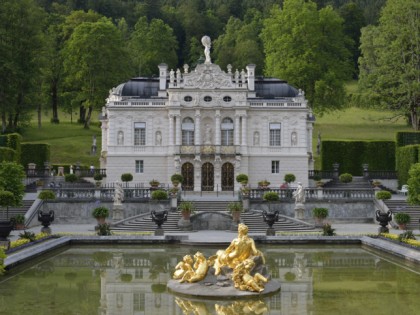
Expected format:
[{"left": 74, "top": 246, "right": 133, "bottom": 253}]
[
  {"left": 383, "top": 200, "right": 420, "bottom": 230},
  {"left": 1, "top": 200, "right": 34, "bottom": 220}
]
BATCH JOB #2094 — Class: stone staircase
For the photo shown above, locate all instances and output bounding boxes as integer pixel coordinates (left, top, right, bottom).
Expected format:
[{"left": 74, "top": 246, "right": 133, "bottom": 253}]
[
  {"left": 323, "top": 176, "right": 372, "bottom": 189},
  {"left": 383, "top": 199, "right": 420, "bottom": 230},
  {"left": 1, "top": 200, "right": 35, "bottom": 220},
  {"left": 111, "top": 200, "right": 316, "bottom": 233}
]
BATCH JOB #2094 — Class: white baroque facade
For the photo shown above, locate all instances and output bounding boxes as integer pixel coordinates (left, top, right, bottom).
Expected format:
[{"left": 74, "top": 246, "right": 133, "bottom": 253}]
[{"left": 101, "top": 38, "right": 314, "bottom": 191}]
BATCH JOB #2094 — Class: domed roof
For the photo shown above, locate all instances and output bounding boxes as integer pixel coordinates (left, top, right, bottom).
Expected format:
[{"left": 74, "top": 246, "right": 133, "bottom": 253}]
[
  {"left": 113, "top": 77, "right": 160, "bottom": 98},
  {"left": 255, "top": 78, "right": 298, "bottom": 98}
]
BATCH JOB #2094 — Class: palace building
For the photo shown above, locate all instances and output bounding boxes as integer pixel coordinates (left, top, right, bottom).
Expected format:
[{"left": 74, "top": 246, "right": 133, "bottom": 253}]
[{"left": 100, "top": 37, "right": 314, "bottom": 191}]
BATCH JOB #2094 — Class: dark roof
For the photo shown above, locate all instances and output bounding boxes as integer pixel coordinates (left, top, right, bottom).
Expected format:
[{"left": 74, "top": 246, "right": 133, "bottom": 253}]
[
  {"left": 114, "top": 77, "right": 160, "bottom": 98},
  {"left": 255, "top": 78, "right": 298, "bottom": 98}
]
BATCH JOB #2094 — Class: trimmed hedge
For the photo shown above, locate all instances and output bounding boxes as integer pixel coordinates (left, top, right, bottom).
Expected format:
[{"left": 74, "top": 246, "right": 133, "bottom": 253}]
[
  {"left": 6, "top": 133, "right": 22, "bottom": 163},
  {"left": 396, "top": 145, "right": 420, "bottom": 187},
  {"left": 0, "top": 147, "right": 17, "bottom": 162},
  {"left": 20, "top": 143, "right": 50, "bottom": 169},
  {"left": 396, "top": 132, "right": 420, "bottom": 147},
  {"left": 0, "top": 136, "right": 7, "bottom": 147},
  {"left": 321, "top": 141, "right": 395, "bottom": 175}
]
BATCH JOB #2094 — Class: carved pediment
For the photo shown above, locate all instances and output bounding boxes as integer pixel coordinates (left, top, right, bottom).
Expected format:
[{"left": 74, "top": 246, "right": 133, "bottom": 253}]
[{"left": 183, "top": 64, "right": 234, "bottom": 89}]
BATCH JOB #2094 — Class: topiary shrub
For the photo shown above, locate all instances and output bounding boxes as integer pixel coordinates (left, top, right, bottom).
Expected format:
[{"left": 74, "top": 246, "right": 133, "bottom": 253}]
[
  {"left": 170, "top": 173, "right": 183, "bottom": 184},
  {"left": 339, "top": 173, "right": 353, "bottom": 183},
  {"left": 312, "top": 207, "right": 329, "bottom": 219},
  {"left": 376, "top": 190, "right": 392, "bottom": 200},
  {"left": 93, "top": 173, "right": 103, "bottom": 181},
  {"left": 65, "top": 173, "right": 78, "bottom": 183},
  {"left": 394, "top": 213, "right": 410, "bottom": 225},
  {"left": 38, "top": 190, "right": 56, "bottom": 201},
  {"left": 263, "top": 191, "right": 279, "bottom": 202},
  {"left": 121, "top": 173, "right": 133, "bottom": 182},
  {"left": 284, "top": 173, "right": 296, "bottom": 184},
  {"left": 151, "top": 190, "right": 168, "bottom": 200},
  {"left": 92, "top": 206, "right": 110, "bottom": 219},
  {"left": 322, "top": 223, "right": 336, "bottom": 236},
  {"left": 236, "top": 174, "right": 248, "bottom": 184}
]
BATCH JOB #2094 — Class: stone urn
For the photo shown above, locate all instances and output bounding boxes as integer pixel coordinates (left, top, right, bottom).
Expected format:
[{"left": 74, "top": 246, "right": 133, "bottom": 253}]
[
  {"left": 263, "top": 210, "right": 279, "bottom": 236},
  {"left": 38, "top": 210, "right": 55, "bottom": 234},
  {"left": 375, "top": 210, "right": 392, "bottom": 233},
  {"left": 151, "top": 210, "right": 168, "bottom": 236},
  {"left": 0, "top": 221, "right": 13, "bottom": 241}
]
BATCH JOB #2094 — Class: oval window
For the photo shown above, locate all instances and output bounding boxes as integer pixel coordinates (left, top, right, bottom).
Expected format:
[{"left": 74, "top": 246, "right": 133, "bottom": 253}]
[
  {"left": 223, "top": 96, "right": 232, "bottom": 102},
  {"left": 184, "top": 96, "right": 192, "bottom": 102},
  {"left": 204, "top": 96, "right": 212, "bottom": 102}
]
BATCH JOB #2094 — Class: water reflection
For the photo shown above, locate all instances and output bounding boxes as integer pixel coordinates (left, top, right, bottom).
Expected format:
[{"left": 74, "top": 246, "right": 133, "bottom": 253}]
[{"left": 0, "top": 245, "right": 419, "bottom": 315}]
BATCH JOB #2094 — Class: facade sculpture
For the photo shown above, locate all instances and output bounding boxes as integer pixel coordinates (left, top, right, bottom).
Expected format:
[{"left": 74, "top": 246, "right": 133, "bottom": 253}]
[
  {"left": 293, "top": 182, "right": 305, "bottom": 204},
  {"left": 201, "top": 35, "right": 212, "bottom": 64},
  {"left": 113, "top": 181, "right": 124, "bottom": 205}
]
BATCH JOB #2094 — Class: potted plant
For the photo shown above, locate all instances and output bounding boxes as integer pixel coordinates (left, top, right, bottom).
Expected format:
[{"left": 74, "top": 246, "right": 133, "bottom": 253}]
[
  {"left": 12, "top": 214, "right": 25, "bottom": 230},
  {"left": 284, "top": 173, "right": 296, "bottom": 185},
  {"left": 169, "top": 187, "right": 179, "bottom": 197},
  {"left": 0, "top": 190, "right": 15, "bottom": 240},
  {"left": 121, "top": 173, "right": 133, "bottom": 187},
  {"left": 376, "top": 190, "right": 392, "bottom": 200},
  {"left": 149, "top": 179, "right": 160, "bottom": 189},
  {"left": 227, "top": 202, "right": 243, "bottom": 223},
  {"left": 38, "top": 190, "right": 56, "bottom": 211},
  {"left": 312, "top": 207, "right": 329, "bottom": 227},
  {"left": 263, "top": 191, "right": 279, "bottom": 211},
  {"left": 258, "top": 179, "right": 270, "bottom": 189},
  {"left": 151, "top": 189, "right": 168, "bottom": 201},
  {"left": 171, "top": 174, "right": 183, "bottom": 187},
  {"left": 236, "top": 174, "right": 248, "bottom": 186},
  {"left": 92, "top": 206, "right": 110, "bottom": 224},
  {"left": 178, "top": 201, "right": 195, "bottom": 220},
  {"left": 339, "top": 173, "right": 353, "bottom": 184},
  {"left": 94, "top": 173, "right": 103, "bottom": 187},
  {"left": 394, "top": 212, "right": 410, "bottom": 230}
]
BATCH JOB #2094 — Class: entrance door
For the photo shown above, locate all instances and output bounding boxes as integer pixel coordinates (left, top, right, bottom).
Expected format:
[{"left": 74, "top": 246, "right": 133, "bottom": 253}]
[
  {"left": 181, "top": 162, "right": 194, "bottom": 191},
  {"left": 221, "top": 162, "right": 234, "bottom": 191},
  {"left": 201, "top": 162, "right": 214, "bottom": 191}
]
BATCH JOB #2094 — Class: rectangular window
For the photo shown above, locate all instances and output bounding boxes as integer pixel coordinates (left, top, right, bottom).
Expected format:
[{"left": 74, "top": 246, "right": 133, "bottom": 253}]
[
  {"left": 135, "top": 160, "right": 144, "bottom": 173},
  {"left": 272, "top": 160, "right": 279, "bottom": 173},
  {"left": 269, "top": 123, "right": 281, "bottom": 146},
  {"left": 221, "top": 130, "right": 234, "bottom": 145},
  {"left": 182, "top": 130, "right": 195, "bottom": 145},
  {"left": 134, "top": 122, "right": 146, "bottom": 145}
]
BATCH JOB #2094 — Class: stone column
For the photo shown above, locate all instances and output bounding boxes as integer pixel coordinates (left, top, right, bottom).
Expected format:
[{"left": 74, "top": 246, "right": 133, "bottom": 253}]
[
  {"left": 195, "top": 110, "right": 201, "bottom": 145},
  {"left": 168, "top": 114, "right": 174, "bottom": 146},
  {"left": 234, "top": 115, "right": 240, "bottom": 145},
  {"left": 241, "top": 115, "right": 247, "bottom": 145},
  {"left": 175, "top": 115, "right": 181, "bottom": 145},
  {"left": 215, "top": 110, "right": 221, "bottom": 145}
]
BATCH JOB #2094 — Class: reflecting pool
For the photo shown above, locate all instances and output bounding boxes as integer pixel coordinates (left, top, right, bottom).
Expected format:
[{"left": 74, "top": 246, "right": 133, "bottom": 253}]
[{"left": 1, "top": 245, "right": 420, "bottom": 315}]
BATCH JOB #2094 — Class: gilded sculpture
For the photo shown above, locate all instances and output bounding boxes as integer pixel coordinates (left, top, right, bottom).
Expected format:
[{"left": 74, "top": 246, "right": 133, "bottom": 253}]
[{"left": 173, "top": 223, "right": 269, "bottom": 293}]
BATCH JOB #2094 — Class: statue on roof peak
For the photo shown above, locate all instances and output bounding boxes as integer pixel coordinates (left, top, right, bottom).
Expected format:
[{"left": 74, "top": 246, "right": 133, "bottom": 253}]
[{"left": 201, "top": 36, "right": 211, "bottom": 64}]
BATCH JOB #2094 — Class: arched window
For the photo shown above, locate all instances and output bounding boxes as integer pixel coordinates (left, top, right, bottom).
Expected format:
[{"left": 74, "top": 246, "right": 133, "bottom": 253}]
[
  {"left": 182, "top": 117, "right": 195, "bottom": 145},
  {"left": 221, "top": 117, "right": 234, "bottom": 145}
]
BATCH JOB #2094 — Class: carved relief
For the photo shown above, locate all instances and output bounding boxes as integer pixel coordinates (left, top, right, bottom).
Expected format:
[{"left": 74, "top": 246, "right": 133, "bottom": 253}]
[{"left": 183, "top": 64, "right": 234, "bottom": 89}]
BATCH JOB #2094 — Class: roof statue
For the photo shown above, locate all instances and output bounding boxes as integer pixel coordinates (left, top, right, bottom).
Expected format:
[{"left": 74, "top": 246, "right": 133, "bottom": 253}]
[{"left": 201, "top": 35, "right": 211, "bottom": 64}]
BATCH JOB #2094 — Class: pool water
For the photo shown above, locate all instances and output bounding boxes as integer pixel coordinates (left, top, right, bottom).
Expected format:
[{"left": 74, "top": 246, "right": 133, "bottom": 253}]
[{"left": 0, "top": 245, "right": 419, "bottom": 315}]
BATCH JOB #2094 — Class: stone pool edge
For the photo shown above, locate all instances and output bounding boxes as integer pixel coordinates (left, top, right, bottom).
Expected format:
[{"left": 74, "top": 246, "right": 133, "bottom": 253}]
[{"left": 4, "top": 235, "right": 420, "bottom": 270}]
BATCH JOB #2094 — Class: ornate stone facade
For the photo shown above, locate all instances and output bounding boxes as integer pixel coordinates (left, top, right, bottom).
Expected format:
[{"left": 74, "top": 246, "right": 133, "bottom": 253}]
[{"left": 101, "top": 37, "right": 314, "bottom": 191}]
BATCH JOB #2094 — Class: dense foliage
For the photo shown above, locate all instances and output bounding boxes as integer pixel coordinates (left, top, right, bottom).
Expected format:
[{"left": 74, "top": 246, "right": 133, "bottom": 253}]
[
  {"left": 407, "top": 163, "right": 420, "bottom": 205},
  {"left": 0, "top": 162, "right": 26, "bottom": 207},
  {"left": 0, "top": 0, "right": 390, "bottom": 132},
  {"left": 321, "top": 140, "right": 395, "bottom": 175},
  {"left": 396, "top": 132, "right": 420, "bottom": 148},
  {"left": 396, "top": 145, "right": 420, "bottom": 187},
  {"left": 20, "top": 144, "right": 51, "bottom": 169}
]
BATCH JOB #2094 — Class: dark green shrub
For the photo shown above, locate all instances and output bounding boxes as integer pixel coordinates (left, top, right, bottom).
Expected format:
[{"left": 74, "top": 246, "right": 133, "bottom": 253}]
[
  {"left": 322, "top": 223, "right": 336, "bottom": 236},
  {"left": 151, "top": 190, "right": 168, "bottom": 200},
  {"left": 65, "top": 173, "right": 78, "bottom": 183},
  {"left": 398, "top": 230, "right": 416, "bottom": 241},
  {"left": 376, "top": 190, "right": 392, "bottom": 200},
  {"left": 92, "top": 207, "right": 110, "bottom": 219},
  {"left": 284, "top": 173, "right": 296, "bottom": 184},
  {"left": 38, "top": 190, "right": 56, "bottom": 201},
  {"left": 0, "top": 147, "right": 17, "bottom": 162},
  {"left": 20, "top": 143, "right": 50, "bottom": 169},
  {"left": 13, "top": 214, "right": 25, "bottom": 224},
  {"left": 236, "top": 174, "right": 248, "bottom": 183},
  {"left": 0, "top": 190, "right": 15, "bottom": 219},
  {"left": 396, "top": 145, "right": 419, "bottom": 187},
  {"left": 97, "top": 223, "right": 112, "bottom": 236},
  {"left": 121, "top": 173, "right": 133, "bottom": 182},
  {"left": 263, "top": 191, "right": 279, "bottom": 202},
  {"left": 227, "top": 202, "right": 243, "bottom": 213},
  {"left": 93, "top": 173, "right": 103, "bottom": 181},
  {"left": 394, "top": 213, "right": 410, "bottom": 225},
  {"left": 170, "top": 173, "right": 183, "bottom": 183},
  {"left": 0, "top": 162, "right": 25, "bottom": 207},
  {"left": 19, "top": 231, "right": 36, "bottom": 242},
  {"left": 339, "top": 173, "right": 353, "bottom": 183},
  {"left": 313, "top": 207, "right": 329, "bottom": 219},
  {"left": 408, "top": 163, "right": 420, "bottom": 205},
  {"left": 6, "top": 133, "right": 22, "bottom": 163},
  {"left": 396, "top": 132, "right": 420, "bottom": 147},
  {"left": 178, "top": 201, "right": 196, "bottom": 214}
]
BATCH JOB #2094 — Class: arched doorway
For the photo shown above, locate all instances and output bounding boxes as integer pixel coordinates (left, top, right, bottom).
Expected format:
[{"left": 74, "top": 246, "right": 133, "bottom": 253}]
[
  {"left": 181, "top": 162, "right": 194, "bottom": 191},
  {"left": 201, "top": 162, "right": 214, "bottom": 191},
  {"left": 222, "top": 162, "right": 234, "bottom": 191}
]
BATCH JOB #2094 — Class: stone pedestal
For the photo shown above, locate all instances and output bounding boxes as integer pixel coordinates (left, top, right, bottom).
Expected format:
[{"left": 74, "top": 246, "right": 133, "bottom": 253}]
[
  {"left": 294, "top": 203, "right": 305, "bottom": 220},
  {"left": 171, "top": 196, "right": 178, "bottom": 211},
  {"left": 41, "top": 227, "right": 52, "bottom": 234},
  {"left": 112, "top": 204, "right": 124, "bottom": 221},
  {"left": 242, "top": 197, "right": 249, "bottom": 212},
  {"left": 378, "top": 226, "right": 389, "bottom": 234},
  {"left": 266, "top": 227, "right": 275, "bottom": 236},
  {"left": 178, "top": 217, "right": 192, "bottom": 231},
  {"left": 155, "top": 227, "right": 164, "bottom": 236}
]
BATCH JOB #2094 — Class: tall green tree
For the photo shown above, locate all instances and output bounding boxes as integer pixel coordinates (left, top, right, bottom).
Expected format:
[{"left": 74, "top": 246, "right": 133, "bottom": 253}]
[
  {"left": 358, "top": 0, "right": 420, "bottom": 129},
  {"left": 0, "top": 0, "right": 46, "bottom": 133},
  {"left": 128, "top": 17, "right": 178, "bottom": 76},
  {"left": 262, "top": 0, "right": 352, "bottom": 114},
  {"left": 0, "top": 162, "right": 25, "bottom": 207},
  {"left": 62, "top": 18, "right": 132, "bottom": 129}
]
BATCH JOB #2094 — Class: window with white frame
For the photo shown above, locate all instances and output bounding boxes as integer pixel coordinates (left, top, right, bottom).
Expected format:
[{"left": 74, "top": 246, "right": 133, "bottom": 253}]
[
  {"left": 221, "top": 117, "right": 234, "bottom": 145},
  {"left": 269, "top": 123, "right": 281, "bottom": 146},
  {"left": 134, "top": 122, "right": 146, "bottom": 145},
  {"left": 272, "top": 160, "right": 279, "bottom": 173},
  {"left": 135, "top": 160, "right": 144, "bottom": 173},
  {"left": 182, "top": 117, "right": 195, "bottom": 145}
]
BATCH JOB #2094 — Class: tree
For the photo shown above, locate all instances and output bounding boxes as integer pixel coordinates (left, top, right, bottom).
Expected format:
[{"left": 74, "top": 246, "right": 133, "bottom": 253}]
[
  {"left": 358, "top": 0, "right": 420, "bottom": 130},
  {"left": 407, "top": 163, "right": 420, "bottom": 205},
  {"left": 128, "top": 17, "right": 178, "bottom": 76},
  {"left": 0, "top": 0, "right": 46, "bottom": 133},
  {"left": 62, "top": 18, "right": 132, "bottom": 129},
  {"left": 261, "top": 0, "right": 352, "bottom": 114}
]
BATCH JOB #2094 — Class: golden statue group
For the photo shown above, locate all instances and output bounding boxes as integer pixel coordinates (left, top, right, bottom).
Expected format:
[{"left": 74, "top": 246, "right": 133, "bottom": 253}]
[{"left": 173, "top": 224, "right": 269, "bottom": 293}]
